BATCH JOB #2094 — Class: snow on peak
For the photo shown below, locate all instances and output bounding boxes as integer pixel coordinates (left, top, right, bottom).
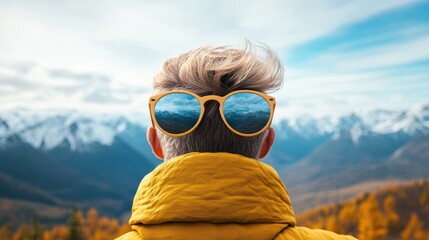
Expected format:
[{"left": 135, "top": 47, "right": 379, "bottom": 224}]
[
  {"left": 363, "top": 105, "right": 429, "bottom": 134},
  {"left": 285, "top": 115, "right": 338, "bottom": 139},
  {"left": 0, "top": 104, "right": 428, "bottom": 151},
  {"left": 278, "top": 103, "right": 429, "bottom": 140},
  {"left": 0, "top": 109, "right": 145, "bottom": 151},
  {"left": 350, "top": 125, "right": 363, "bottom": 144}
]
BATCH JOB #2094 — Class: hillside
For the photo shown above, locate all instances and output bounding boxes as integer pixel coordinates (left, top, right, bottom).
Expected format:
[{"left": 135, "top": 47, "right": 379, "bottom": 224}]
[
  {"left": 0, "top": 105, "right": 428, "bottom": 225},
  {"left": 285, "top": 132, "right": 429, "bottom": 212},
  {"left": 297, "top": 179, "right": 429, "bottom": 240},
  {"left": 0, "top": 129, "right": 156, "bottom": 226},
  {"left": 2, "top": 179, "right": 428, "bottom": 240}
]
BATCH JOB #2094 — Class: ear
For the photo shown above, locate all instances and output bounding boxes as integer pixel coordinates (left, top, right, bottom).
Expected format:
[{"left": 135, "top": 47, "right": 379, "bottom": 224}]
[
  {"left": 258, "top": 127, "right": 275, "bottom": 159},
  {"left": 147, "top": 126, "right": 164, "bottom": 160}
]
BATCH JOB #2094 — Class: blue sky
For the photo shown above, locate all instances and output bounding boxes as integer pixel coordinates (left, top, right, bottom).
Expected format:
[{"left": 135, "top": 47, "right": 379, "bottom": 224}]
[
  {"left": 275, "top": 0, "right": 429, "bottom": 119},
  {"left": 0, "top": 0, "right": 428, "bottom": 123}
]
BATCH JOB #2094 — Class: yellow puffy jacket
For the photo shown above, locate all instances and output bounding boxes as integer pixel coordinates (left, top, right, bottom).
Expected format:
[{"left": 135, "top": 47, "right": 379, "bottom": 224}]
[{"left": 116, "top": 152, "right": 357, "bottom": 240}]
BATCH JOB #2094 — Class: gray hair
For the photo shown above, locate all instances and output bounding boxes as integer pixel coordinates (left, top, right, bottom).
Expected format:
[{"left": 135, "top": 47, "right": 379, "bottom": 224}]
[{"left": 152, "top": 41, "right": 284, "bottom": 160}]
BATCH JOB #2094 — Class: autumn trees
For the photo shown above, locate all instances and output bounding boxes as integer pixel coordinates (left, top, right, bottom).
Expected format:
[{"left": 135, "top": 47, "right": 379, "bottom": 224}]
[
  {"left": 401, "top": 213, "right": 427, "bottom": 240},
  {"left": 45, "top": 208, "right": 130, "bottom": 240},
  {"left": 66, "top": 208, "right": 84, "bottom": 240},
  {"left": 297, "top": 180, "right": 429, "bottom": 240},
  {"left": 358, "top": 193, "right": 387, "bottom": 240},
  {"left": 0, "top": 208, "right": 129, "bottom": 240},
  {"left": 2, "top": 180, "right": 429, "bottom": 240}
]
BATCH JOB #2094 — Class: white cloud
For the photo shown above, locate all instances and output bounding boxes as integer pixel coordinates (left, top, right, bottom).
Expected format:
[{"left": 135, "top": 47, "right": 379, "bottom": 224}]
[
  {"left": 325, "top": 34, "right": 429, "bottom": 70},
  {"left": 0, "top": 0, "right": 425, "bottom": 118}
]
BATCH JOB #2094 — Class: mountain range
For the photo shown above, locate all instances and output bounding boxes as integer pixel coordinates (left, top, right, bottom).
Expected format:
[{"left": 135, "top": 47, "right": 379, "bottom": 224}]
[{"left": 0, "top": 104, "right": 428, "bottom": 225}]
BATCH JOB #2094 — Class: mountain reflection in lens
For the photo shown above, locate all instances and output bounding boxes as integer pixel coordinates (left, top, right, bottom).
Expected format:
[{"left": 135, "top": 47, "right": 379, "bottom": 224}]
[
  {"left": 154, "top": 93, "right": 201, "bottom": 134},
  {"left": 223, "top": 93, "right": 270, "bottom": 134}
]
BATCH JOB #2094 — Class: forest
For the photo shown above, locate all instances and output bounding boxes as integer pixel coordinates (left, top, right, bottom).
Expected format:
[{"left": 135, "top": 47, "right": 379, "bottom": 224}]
[
  {"left": 298, "top": 179, "right": 429, "bottom": 240},
  {"left": 0, "top": 208, "right": 129, "bottom": 240},
  {"left": 1, "top": 179, "right": 428, "bottom": 240}
]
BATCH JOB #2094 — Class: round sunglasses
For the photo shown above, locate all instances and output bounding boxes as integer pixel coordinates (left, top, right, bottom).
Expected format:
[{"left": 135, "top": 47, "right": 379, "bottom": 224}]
[{"left": 148, "top": 90, "right": 276, "bottom": 137}]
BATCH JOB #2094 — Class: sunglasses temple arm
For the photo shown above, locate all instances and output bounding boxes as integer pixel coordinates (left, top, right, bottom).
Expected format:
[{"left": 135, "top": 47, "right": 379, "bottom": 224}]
[
  {"left": 148, "top": 103, "right": 156, "bottom": 129},
  {"left": 270, "top": 102, "right": 276, "bottom": 126}
]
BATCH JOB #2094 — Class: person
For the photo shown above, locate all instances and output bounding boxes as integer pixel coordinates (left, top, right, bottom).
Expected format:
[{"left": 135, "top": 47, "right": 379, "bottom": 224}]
[{"left": 116, "top": 42, "right": 357, "bottom": 240}]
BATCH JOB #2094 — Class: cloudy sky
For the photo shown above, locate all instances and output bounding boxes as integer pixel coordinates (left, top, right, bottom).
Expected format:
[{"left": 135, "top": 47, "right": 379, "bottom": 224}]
[{"left": 0, "top": 0, "right": 428, "bottom": 123}]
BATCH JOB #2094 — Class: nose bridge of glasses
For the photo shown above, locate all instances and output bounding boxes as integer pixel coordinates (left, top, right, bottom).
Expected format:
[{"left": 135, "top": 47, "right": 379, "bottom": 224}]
[{"left": 200, "top": 95, "right": 224, "bottom": 104}]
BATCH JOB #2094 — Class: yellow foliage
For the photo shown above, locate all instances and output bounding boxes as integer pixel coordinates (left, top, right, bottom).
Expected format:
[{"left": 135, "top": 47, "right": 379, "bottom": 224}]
[
  {"left": 37, "top": 209, "right": 128, "bottom": 240},
  {"left": 3, "top": 180, "right": 429, "bottom": 239},
  {"left": 43, "top": 225, "right": 68, "bottom": 240},
  {"left": 401, "top": 213, "right": 428, "bottom": 240},
  {"left": 339, "top": 202, "right": 358, "bottom": 230},
  {"left": 115, "top": 223, "right": 132, "bottom": 237},
  {"left": 326, "top": 215, "right": 344, "bottom": 234},
  {"left": 12, "top": 224, "right": 33, "bottom": 240},
  {"left": 85, "top": 208, "right": 99, "bottom": 238},
  {"left": 419, "top": 186, "right": 429, "bottom": 207},
  {"left": 358, "top": 193, "right": 387, "bottom": 240},
  {"left": 384, "top": 195, "right": 400, "bottom": 231},
  {"left": 268, "top": 181, "right": 429, "bottom": 239},
  {"left": 0, "top": 224, "right": 12, "bottom": 240}
]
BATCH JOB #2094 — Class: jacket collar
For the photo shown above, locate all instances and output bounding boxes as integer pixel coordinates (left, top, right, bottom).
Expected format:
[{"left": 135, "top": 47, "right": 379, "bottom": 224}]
[{"left": 129, "top": 152, "right": 296, "bottom": 226}]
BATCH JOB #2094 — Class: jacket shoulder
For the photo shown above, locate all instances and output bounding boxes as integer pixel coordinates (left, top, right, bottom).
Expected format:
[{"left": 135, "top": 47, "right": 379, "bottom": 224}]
[
  {"left": 275, "top": 226, "right": 357, "bottom": 240},
  {"left": 115, "top": 231, "right": 141, "bottom": 240}
]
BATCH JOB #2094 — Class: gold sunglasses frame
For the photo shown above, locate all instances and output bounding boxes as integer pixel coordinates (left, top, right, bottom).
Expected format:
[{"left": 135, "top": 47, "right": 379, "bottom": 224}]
[{"left": 149, "top": 89, "right": 276, "bottom": 137}]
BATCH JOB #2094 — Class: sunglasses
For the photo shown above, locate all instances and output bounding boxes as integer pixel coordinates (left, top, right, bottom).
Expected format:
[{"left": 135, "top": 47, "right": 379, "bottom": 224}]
[{"left": 148, "top": 90, "right": 276, "bottom": 137}]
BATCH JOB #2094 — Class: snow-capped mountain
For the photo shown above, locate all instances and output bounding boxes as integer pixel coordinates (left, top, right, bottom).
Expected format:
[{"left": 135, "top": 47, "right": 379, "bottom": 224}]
[
  {"left": 0, "top": 104, "right": 428, "bottom": 152},
  {"left": 0, "top": 109, "right": 147, "bottom": 152},
  {"left": 1, "top": 105, "right": 428, "bottom": 222},
  {"left": 276, "top": 104, "right": 429, "bottom": 142},
  {"left": 0, "top": 110, "right": 157, "bottom": 223}
]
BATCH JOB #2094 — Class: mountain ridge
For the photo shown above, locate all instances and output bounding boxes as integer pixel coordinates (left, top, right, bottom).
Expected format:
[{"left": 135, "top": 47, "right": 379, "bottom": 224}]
[
  {"left": 0, "top": 104, "right": 428, "bottom": 223},
  {"left": 1, "top": 103, "right": 428, "bottom": 153}
]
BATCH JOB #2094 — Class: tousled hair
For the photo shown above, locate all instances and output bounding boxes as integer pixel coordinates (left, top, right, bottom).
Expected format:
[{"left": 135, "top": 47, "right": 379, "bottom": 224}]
[{"left": 152, "top": 41, "right": 284, "bottom": 160}]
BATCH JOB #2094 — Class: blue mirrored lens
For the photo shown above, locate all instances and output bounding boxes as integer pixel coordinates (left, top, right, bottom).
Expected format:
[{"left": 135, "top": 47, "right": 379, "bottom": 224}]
[
  {"left": 154, "top": 93, "right": 201, "bottom": 134},
  {"left": 223, "top": 93, "right": 271, "bottom": 134}
]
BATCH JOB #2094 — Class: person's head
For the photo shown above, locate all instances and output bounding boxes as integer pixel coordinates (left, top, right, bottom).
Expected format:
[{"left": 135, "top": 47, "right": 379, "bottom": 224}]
[{"left": 147, "top": 41, "right": 284, "bottom": 161}]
